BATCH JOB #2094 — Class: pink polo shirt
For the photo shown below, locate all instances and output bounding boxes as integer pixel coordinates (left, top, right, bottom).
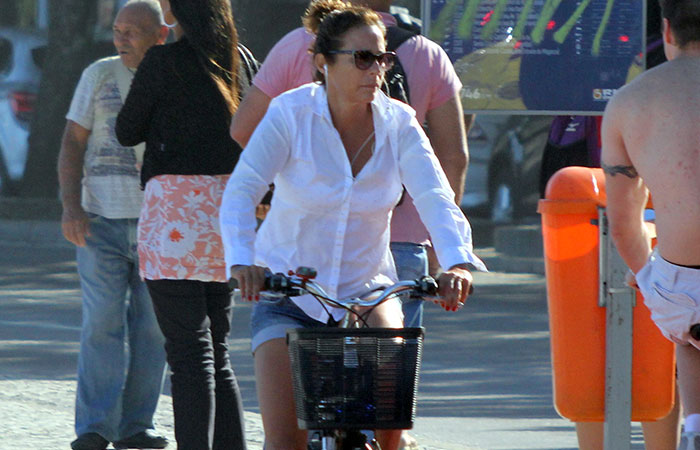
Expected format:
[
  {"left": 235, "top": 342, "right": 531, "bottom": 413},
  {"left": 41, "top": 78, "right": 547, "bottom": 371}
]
[{"left": 253, "top": 12, "right": 462, "bottom": 243}]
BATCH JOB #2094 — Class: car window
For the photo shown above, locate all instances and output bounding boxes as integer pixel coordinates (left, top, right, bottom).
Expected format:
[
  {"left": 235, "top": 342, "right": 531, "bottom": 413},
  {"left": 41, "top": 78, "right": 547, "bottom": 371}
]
[{"left": 0, "top": 38, "right": 11, "bottom": 75}]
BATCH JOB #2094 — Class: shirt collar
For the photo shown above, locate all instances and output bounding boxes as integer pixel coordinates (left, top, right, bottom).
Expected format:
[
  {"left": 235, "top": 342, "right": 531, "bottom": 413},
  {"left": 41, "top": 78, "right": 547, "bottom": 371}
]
[{"left": 310, "top": 83, "right": 395, "bottom": 132}]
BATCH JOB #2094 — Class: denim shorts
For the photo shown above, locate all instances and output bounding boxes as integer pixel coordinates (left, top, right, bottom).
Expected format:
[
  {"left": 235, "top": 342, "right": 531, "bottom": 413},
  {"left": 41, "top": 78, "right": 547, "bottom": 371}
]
[
  {"left": 390, "top": 242, "right": 428, "bottom": 327},
  {"left": 250, "top": 296, "right": 335, "bottom": 353}
]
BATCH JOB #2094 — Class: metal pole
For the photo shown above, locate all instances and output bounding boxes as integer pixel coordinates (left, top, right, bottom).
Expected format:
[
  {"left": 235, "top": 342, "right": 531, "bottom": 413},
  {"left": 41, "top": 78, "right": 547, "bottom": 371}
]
[{"left": 598, "top": 207, "right": 635, "bottom": 450}]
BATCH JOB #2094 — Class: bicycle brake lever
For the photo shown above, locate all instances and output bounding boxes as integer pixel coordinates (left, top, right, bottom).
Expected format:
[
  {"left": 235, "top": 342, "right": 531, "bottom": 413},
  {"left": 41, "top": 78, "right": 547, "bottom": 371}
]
[
  {"left": 228, "top": 270, "right": 299, "bottom": 295},
  {"left": 417, "top": 276, "right": 438, "bottom": 295}
]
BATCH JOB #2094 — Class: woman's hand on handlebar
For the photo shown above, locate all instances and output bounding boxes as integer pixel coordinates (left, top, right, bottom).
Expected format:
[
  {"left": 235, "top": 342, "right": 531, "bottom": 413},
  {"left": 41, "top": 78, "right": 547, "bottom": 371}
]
[
  {"left": 230, "top": 264, "right": 268, "bottom": 301},
  {"left": 437, "top": 264, "right": 473, "bottom": 311}
]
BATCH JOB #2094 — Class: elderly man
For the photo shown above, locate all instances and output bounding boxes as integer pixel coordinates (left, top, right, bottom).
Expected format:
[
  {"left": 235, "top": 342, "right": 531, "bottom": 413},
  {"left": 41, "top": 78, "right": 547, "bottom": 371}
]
[
  {"left": 57, "top": 1, "right": 169, "bottom": 449},
  {"left": 602, "top": 1, "right": 700, "bottom": 448}
]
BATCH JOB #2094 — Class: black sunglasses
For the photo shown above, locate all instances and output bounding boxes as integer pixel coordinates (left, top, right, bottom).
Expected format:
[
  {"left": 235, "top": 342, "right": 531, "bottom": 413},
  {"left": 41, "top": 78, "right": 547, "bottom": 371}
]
[{"left": 327, "top": 50, "right": 396, "bottom": 70}]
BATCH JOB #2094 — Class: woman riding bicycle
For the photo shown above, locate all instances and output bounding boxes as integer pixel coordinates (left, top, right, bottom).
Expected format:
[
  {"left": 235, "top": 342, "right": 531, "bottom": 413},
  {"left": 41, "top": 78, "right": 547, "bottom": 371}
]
[{"left": 219, "top": 2, "right": 485, "bottom": 449}]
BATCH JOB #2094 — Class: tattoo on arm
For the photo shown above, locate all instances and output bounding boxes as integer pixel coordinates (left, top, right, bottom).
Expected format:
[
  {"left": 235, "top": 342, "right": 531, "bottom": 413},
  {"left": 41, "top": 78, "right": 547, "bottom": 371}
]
[{"left": 602, "top": 163, "right": 638, "bottom": 178}]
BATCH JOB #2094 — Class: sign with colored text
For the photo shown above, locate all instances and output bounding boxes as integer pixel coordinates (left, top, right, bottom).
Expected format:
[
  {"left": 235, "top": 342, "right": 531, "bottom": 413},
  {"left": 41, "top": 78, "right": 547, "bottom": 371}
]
[{"left": 424, "top": 0, "right": 645, "bottom": 114}]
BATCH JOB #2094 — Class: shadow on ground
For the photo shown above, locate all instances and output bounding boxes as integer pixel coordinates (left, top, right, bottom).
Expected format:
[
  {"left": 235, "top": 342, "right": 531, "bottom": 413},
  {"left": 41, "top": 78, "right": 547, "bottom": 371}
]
[{"left": 418, "top": 280, "right": 556, "bottom": 419}]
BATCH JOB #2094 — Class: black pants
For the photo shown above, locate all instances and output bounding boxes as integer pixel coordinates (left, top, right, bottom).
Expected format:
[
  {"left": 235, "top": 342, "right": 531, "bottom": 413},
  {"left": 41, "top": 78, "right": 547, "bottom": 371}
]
[{"left": 147, "top": 279, "right": 246, "bottom": 450}]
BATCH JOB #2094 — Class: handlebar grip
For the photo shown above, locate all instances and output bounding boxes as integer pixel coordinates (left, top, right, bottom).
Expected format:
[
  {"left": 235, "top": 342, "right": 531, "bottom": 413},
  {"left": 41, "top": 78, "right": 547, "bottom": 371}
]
[
  {"left": 228, "top": 273, "right": 299, "bottom": 295},
  {"left": 265, "top": 273, "right": 292, "bottom": 291},
  {"left": 228, "top": 268, "right": 278, "bottom": 291}
]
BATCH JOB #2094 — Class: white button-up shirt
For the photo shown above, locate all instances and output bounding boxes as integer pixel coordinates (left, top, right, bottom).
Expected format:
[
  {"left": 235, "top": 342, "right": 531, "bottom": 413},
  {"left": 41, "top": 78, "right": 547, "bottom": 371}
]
[{"left": 220, "top": 83, "right": 485, "bottom": 323}]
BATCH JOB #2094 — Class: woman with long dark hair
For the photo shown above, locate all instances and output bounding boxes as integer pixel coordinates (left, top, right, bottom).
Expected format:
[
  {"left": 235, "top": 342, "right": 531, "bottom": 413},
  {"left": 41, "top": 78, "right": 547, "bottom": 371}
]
[{"left": 116, "top": 0, "right": 257, "bottom": 448}]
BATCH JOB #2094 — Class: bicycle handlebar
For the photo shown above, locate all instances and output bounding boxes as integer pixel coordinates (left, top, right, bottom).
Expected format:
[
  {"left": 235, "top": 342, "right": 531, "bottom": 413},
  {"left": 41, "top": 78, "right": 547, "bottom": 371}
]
[{"left": 229, "top": 266, "right": 473, "bottom": 309}]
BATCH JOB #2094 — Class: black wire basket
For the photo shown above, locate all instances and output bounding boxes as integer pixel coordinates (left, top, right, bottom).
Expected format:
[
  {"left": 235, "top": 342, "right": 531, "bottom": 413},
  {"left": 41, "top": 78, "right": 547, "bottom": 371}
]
[{"left": 286, "top": 327, "right": 424, "bottom": 430}]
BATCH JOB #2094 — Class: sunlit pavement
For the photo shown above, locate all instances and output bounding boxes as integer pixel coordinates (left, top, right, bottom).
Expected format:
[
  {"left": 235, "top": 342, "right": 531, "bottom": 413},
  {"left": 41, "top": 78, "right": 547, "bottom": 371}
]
[{"left": 0, "top": 229, "right": 649, "bottom": 450}]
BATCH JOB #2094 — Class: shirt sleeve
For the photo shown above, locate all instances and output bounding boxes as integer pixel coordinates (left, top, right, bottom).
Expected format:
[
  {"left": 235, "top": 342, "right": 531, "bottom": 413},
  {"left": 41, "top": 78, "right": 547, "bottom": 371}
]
[
  {"left": 399, "top": 36, "right": 461, "bottom": 120},
  {"left": 253, "top": 28, "right": 314, "bottom": 98},
  {"left": 219, "top": 97, "right": 293, "bottom": 276},
  {"left": 65, "top": 65, "right": 97, "bottom": 131},
  {"left": 425, "top": 41, "right": 462, "bottom": 112},
  {"left": 115, "top": 47, "right": 161, "bottom": 147},
  {"left": 396, "top": 110, "right": 487, "bottom": 272}
]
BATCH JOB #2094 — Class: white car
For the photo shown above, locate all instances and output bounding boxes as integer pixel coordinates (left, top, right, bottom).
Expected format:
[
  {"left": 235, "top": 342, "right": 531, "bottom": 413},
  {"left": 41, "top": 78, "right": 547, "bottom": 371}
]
[{"left": 0, "top": 27, "right": 46, "bottom": 194}]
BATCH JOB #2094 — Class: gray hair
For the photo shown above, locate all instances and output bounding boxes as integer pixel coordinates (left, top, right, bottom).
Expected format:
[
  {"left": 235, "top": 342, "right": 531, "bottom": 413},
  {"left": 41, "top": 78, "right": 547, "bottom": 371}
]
[{"left": 123, "top": 0, "right": 165, "bottom": 26}]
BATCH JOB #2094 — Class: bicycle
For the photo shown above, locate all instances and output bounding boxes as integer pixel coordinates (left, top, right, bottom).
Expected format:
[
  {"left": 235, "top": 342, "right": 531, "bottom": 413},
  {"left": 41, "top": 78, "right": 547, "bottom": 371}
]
[{"left": 234, "top": 266, "right": 459, "bottom": 450}]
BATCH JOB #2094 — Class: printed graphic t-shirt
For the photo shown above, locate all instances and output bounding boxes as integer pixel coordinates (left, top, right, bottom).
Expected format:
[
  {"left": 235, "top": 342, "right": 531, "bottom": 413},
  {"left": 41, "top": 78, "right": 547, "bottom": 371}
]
[{"left": 66, "top": 56, "right": 144, "bottom": 219}]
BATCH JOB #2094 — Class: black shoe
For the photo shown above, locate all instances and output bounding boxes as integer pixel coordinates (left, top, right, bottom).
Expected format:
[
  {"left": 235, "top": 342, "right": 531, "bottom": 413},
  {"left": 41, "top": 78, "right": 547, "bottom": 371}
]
[
  {"left": 113, "top": 430, "right": 168, "bottom": 449},
  {"left": 71, "top": 433, "right": 109, "bottom": 450}
]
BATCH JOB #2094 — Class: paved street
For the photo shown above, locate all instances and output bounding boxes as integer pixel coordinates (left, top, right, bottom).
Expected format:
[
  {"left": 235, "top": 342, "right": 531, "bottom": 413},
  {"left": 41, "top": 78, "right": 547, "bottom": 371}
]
[{"left": 0, "top": 233, "right": 649, "bottom": 450}]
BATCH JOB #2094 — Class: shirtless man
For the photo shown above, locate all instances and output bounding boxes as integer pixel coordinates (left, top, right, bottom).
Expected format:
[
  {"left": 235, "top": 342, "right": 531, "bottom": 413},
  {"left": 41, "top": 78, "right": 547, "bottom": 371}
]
[{"left": 602, "top": 1, "right": 700, "bottom": 447}]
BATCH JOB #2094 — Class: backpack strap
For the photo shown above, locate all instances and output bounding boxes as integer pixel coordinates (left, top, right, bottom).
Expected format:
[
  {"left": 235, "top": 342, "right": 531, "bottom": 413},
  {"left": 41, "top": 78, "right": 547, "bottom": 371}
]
[
  {"left": 383, "top": 27, "right": 416, "bottom": 105},
  {"left": 236, "top": 43, "right": 260, "bottom": 93},
  {"left": 234, "top": 44, "right": 273, "bottom": 205},
  {"left": 386, "top": 26, "right": 416, "bottom": 53},
  {"left": 390, "top": 6, "right": 423, "bottom": 34},
  {"left": 384, "top": 27, "right": 418, "bottom": 206}
]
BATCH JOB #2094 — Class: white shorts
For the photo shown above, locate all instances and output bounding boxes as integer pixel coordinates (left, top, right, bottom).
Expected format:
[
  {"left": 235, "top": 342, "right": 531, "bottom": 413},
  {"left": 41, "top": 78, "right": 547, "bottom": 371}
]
[{"left": 636, "top": 250, "right": 700, "bottom": 349}]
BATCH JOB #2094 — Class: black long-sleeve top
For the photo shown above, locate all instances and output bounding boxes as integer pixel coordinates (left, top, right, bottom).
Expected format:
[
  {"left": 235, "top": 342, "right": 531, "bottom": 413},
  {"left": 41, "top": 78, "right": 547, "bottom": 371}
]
[{"left": 116, "top": 38, "right": 241, "bottom": 188}]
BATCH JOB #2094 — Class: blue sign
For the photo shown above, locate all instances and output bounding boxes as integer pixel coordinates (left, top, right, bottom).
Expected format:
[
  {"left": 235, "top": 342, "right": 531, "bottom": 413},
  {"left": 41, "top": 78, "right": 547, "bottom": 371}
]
[{"left": 425, "top": 0, "right": 645, "bottom": 114}]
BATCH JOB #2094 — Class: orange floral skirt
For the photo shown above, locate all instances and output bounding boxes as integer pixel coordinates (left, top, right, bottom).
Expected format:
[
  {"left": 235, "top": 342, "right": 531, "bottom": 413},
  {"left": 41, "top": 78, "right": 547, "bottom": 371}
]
[{"left": 138, "top": 174, "right": 230, "bottom": 282}]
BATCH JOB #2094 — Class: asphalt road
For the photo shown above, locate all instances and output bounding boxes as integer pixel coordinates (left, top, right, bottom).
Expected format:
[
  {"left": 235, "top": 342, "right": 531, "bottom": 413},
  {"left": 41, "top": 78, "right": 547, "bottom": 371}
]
[{"left": 0, "top": 240, "right": 650, "bottom": 450}]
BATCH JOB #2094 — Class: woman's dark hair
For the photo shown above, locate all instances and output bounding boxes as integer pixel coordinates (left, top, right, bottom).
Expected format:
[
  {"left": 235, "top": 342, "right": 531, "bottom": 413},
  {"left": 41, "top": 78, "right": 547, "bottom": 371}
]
[
  {"left": 302, "top": 0, "right": 385, "bottom": 82},
  {"left": 659, "top": 0, "right": 700, "bottom": 47},
  {"left": 170, "top": 0, "right": 240, "bottom": 114}
]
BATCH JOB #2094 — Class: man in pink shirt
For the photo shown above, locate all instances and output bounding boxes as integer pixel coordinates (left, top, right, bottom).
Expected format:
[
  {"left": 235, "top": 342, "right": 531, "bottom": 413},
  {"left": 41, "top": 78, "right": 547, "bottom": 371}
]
[{"left": 230, "top": 0, "right": 470, "bottom": 330}]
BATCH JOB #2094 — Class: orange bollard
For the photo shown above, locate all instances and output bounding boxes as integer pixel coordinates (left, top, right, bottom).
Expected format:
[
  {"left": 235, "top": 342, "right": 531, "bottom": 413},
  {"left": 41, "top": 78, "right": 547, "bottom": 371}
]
[{"left": 538, "top": 167, "right": 675, "bottom": 422}]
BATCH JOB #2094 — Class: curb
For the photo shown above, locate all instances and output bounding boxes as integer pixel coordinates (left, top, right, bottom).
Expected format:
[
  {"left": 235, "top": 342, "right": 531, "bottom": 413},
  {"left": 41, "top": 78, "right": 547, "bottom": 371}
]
[
  {"left": 475, "top": 247, "right": 545, "bottom": 275},
  {"left": 0, "top": 219, "right": 71, "bottom": 249},
  {"left": 493, "top": 224, "right": 543, "bottom": 258}
]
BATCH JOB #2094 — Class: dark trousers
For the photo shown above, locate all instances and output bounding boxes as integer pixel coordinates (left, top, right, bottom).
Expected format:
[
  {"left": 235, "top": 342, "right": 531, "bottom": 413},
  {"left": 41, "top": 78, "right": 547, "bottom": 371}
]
[{"left": 147, "top": 279, "right": 246, "bottom": 450}]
